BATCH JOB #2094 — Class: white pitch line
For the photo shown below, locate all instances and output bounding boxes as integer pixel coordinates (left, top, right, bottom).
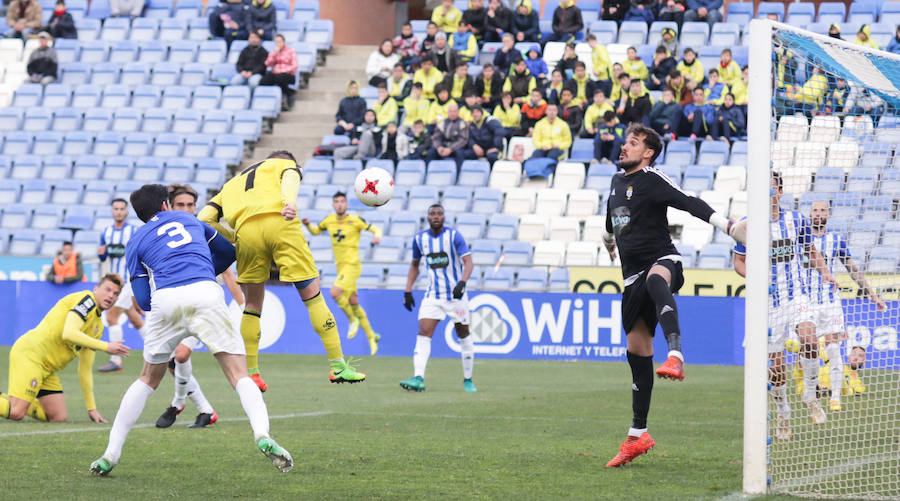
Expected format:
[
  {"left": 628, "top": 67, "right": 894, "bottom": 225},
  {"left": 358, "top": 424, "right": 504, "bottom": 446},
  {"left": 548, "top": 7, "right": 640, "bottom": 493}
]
[
  {"left": 0, "top": 411, "right": 334, "bottom": 438},
  {"left": 773, "top": 452, "right": 900, "bottom": 491}
]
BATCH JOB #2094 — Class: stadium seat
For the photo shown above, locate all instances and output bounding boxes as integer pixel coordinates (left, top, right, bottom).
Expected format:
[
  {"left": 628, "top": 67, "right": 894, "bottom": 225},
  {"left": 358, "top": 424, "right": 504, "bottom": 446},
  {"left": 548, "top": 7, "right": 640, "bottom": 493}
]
[
  {"left": 880, "top": 168, "right": 900, "bottom": 195},
  {"left": 517, "top": 268, "right": 548, "bottom": 291},
  {"left": 455, "top": 213, "right": 486, "bottom": 242},
  {"left": 818, "top": 2, "right": 846, "bottom": 23},
  {"left": 825, "top": 141, "right": 859, "bottom": 170},
  {"left": 517, "top": 214, "right": 549, "bottom": 243},
  {"left": 83, "top": 179, "right": 114, "bottom": 205},
  {"left": 329, "top": 159, "right": 360, "bottom": 186},
  {"left": 458, "top": 160, "right": 490, "bottom": 186},
  {"left": 146, "top": 0, "right": 173, "bottom": 17},
  {"left": 1, "top": 203, "right": 33, "bottom": 229},
  {"left": 11, "top": 155, "right": 43, "bottom": 180},
  {"left": 408, "top": 185, "right": 440, "bottom": 212},
  {"left": 618, "top": 21, "right": 648, "bottom": 45},
  {"left": 23, "top": 107, "right": 52, "bottom": 132},
  {"left": 41, "top": 154, "right": 71, "bottom": 179},
  {"left": 49, "top": 107, "right": 81, "bottom": 133},
  {"left": 785, "top": 2, "right": 815, "bottom": 24},
  {"left": 140, "top": 108, "right": 171, "bottom": 134},
  {"left": 846, "top": 167, "right": 879, "bottom": 195},
  {"left": 534, "top": 189, "right": 568, "bottom": 217},
  {"left": 588, "top": 20, "right": 617, "bottom": 44},
  {"left": 425, "top": 160, "right": 457, "bottom": 186},
  {"left": 842, "top": 115, "right": 875, "bottom": 141},
  {"left": 849, "top": 2, "right": 877, "bottom": 24},
  {"left": 160, "top": 85, "right": 191, "bottom": 110},
  {"left": 130, "top": 18, "right": 160, "bottom": 41},
  {"left": 680, "top": 22, "right": 709, "bottom": 46},
  {"left": 664, "top": 140, "right": 694, "bottom": 166},
  {"left": 503, "top": 188, "right": 536, "bottom": 216},
  {"left": 221, "top": 86, "right": 251, "bottom": 110},
  {"left": 175, "top": 0, "right": 202, "bottom": 19},
  {"left": 213, "top": 134, "right": 244, "bottom": 164},
  {"left": 183, "top": 134, "right": 214, "bottom": 158},
  {"left": 482, "top": 267, "right": 514, "bottom": 289},
  {"left": 87, "top": 131, "right": 119, "bottom": 156},
  {"left": 713, "top": 165, "right": 745, "bottom": 194},
  {"left": 469, "top": 239, "right": 501, "bottom": 266},
  {"left": 133, "top": 156, "right": 164, "bottom": 181},
  {"left": 809, "top": 115, "right": 841, "bottom": 143},
  {"left": 549, "top": 216, "right": 580, "bottom": 243},
  {"left": 812, "top": 166, "right": 843, "bottom": 193},
  {"left": 681, "top": 219, "right": 714, "bottom": 249},
  {"left": 9, "top": 229, "right": 42, "bottom": 256},
  {"left": 726, "top": 2, "right": 753, "bottom": 23},
  {"left": 489, "top": 160, "right": 522, "bottom": 189},
  {"left": 306, "top": 19, "right": 334, "bottom": 50},
  {"left": 303, "top": 159, "right": 332, "bottom": 185},
  {"left": 565, "top": 241, "right": 598, "bottom": 266},
  {"left": 39, "top": 229, "right": 72, "bottom": 256},
  {"left": 202, "top": 109, "right": 233, "bottom": 136},
  {"left": 163, "top": 158, "right": 194, "bottom": 182},
  {"left": 3, "top": 130, "right": 33, "bottom": 156},
  {"left": 502, "top": 240, "right": 533, "bottom": 265},
  {"left": 121, "top": 132, "right": 153, "bottom": 156},
  {"left": 394, "top": 160, "right": 426, "bottom": 186},
  {"left": 533, "top": 240, "right": 565, "bottom": 266},
  {"left": 192, "top": 86, "right": 221, "bottom": 111},
  {"left": 40, "top": 83, "right": 71, "bottom": 108},
  {"left": 647, "top": 21, "right": 678, "bottom": 47},
  {"left": 484, "top": 213, "right": 516, "bottom": 240},
  {"left": 471, "top": 187, "right": 503, "bottom": 214},
  {"left": 553, "top": 162, "right": 587, "bottom": 191},
  {"left": 868, "top": 246, "right": 898, "bottom": 273},
  {"left": 505, "top": 137, "right": 534, "bottom": 163},
  {"left": 388, "top": 211, "right": 420, "bottom": 238},
  {"left": 32, "top": 130, "right": 61, "bottom": 155},
  {"left": 0, "top": 180, "right": 20, "bottom": 205},
  {"left": 442, "top": 186, "right": 473, "bottom": 212},
  {"left": 566, "top": 189, "right": 600, "bottom": 220},
  {"left": 0, "top": 107, "right": 24, "bottom": 132},
  {"left": 50, "top": 178, "right": 84, "bottom": 205},
  {"left": 697, "top": 141, "right": 729, "bottom": 166}
]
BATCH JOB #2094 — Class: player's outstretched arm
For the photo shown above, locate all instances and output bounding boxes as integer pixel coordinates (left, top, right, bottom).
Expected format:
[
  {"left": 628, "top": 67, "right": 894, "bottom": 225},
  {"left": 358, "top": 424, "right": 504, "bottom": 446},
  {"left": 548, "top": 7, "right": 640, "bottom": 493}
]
[
  {"left": 302, "top": 218, "right": 322, "bottom": 235},
  {"left": 656, "top": 172, "right": 746, "bottom": 243},
  {"left": 367, "top": 224, "right": 383, "bottom": 245},
  {"left": 62, "top": 311, "right": 114, "bottom": 353},
  {"left": 806, "top": 245, "right": 838, "bottom": 288},
  {"left": 840, "top": 255, "right": 887, "bottom": 311},
  {"left": 77, "top": 349, "right": 107, "bottom": 423},
  {"left": 131, "top": 276, "right": 153, "bottom": 312},
  {"left": 198, "top": 193, "right": 236, "bottom": 242}
]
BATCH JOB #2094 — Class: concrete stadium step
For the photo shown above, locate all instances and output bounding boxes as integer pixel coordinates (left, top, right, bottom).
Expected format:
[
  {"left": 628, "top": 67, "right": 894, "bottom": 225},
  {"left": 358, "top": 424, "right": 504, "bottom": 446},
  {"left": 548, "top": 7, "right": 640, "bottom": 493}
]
[
  {"left": 307, "top": 76, "right": 365, "bottom": 92},
  {"left": 330, "top": 45, "right": 375, "bottom": 57},
  {"left": 277, "top": 112, "right": 333, "bottom": 124}
]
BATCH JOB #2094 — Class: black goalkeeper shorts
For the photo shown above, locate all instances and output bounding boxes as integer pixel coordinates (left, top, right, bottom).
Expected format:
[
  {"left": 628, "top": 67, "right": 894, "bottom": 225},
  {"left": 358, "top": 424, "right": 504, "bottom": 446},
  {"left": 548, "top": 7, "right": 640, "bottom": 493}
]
[{"left": 622, "top": 258, "right": 684, "bottom": 335}]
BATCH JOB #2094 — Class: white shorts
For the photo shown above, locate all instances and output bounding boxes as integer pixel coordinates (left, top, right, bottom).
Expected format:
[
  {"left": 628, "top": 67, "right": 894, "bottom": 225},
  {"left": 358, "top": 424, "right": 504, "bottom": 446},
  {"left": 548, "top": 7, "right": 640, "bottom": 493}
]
[
  {"left": 769, "top": 295, "right": 814, "bottom": 353},
  {"left": 113, "top": 281, "right": 134, "bottom": 309},
  {"left": 418, "top": 296, "right": 470, "bottom": 325},
  {"left": 141, "top": 280, "right": 245, "bottom": 364},
  {"left": 179, "top": 336, "right": 203, "bottom": 351},
  {"left": 814, "top": 299, "right": 845, "bottom": 336}
]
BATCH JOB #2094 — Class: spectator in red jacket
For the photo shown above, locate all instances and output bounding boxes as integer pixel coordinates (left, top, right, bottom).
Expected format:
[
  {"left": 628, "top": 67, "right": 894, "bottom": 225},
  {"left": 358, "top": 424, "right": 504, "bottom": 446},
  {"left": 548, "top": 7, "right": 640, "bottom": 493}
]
[{"left": 260, "top": 34, "right": 298, "bottom": 110}]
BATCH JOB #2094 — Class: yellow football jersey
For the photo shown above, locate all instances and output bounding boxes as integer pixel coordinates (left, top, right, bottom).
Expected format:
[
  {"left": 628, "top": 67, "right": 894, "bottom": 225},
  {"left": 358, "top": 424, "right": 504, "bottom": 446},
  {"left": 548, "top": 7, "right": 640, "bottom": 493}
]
[
  {"left": 307, "top": 214, "right": 381, "bottom": 268},
  {"left": 205, "top": 158, "right": 302, "bottom": 233},
  {"left": 15, "top": 291, "right": 105, "bottom": 373}
]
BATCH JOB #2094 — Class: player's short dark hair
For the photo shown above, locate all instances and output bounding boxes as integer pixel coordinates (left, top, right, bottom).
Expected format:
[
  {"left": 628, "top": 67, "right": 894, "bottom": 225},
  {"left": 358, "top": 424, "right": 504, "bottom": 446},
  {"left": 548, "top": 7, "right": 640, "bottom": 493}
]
[
  {"left": 618, "top": 72, "right": 630, "bottom": 81},
  {"left": 267, "top": 150, "right": 296, "bottom": 162},
  {"left": 603, "top": 110, "right": 616, "bottom": 121},
  {"left": 167, "top": 183, "right": 198, "bottom": 204},
  {"left": 333, "top": 191, "right": 347, "bottom": 200},
  {"left": 427, "top": 203, "right": 444, "bottom": 213},
  {"left": 625, "top": 123, "right": 663, "bottom": 165},
  {"left": 62, "top": 241, "right": 72, "bottom": 247},
  {"left": 130, "top": 184, "right": 169, "bottom": 222},
  {"left": 111, "top": 198, "right": 127, "bottom": 206},
  {"left": 708, "top": 68, "right": 719, "bottom": 76},
  {"left": 99, "top": 273, "right": 123, "bottom": 289},
  {"left": 772, "top": 171, "right": 783, "bottom": 192},
  {"left": 574, "top": 61, "right": 585, "bottom": 69}
]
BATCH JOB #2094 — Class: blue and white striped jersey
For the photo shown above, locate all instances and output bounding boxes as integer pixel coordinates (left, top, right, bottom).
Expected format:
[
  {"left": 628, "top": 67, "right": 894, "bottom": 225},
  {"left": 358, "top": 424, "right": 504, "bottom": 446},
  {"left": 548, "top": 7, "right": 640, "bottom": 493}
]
[
  {"left": 807, "top": 231, "right": 849, "bottom": 304},
  {"left": 734, "top": 209, "right": 812, "bottom": 307},
  {"left": 411, "top": 227, "right": 471, "bottom": 300},
  {"left": 100, "top": 223, "right": 137, "bottom": 280}
]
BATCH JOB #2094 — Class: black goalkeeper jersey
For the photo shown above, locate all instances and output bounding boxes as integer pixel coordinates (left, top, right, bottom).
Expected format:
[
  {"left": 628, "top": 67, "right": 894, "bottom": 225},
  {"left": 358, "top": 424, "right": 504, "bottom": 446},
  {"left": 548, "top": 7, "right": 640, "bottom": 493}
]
[{"left": 605, "top": 166, "right": 716, "bottom": 280}]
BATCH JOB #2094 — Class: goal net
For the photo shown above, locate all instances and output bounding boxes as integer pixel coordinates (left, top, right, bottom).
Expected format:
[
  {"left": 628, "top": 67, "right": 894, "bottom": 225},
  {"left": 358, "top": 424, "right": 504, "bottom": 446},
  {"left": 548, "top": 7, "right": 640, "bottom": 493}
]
[{"left": 744, "top": 20, "right": 900, "bottom": 499}]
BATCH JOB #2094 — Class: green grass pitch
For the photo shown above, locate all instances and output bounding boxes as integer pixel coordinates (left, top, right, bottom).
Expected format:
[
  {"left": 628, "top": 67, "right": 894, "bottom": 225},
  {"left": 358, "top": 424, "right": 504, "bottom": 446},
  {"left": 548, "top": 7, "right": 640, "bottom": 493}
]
[{"left": 0, "top": 347, "right": 871, "bottom": 500}]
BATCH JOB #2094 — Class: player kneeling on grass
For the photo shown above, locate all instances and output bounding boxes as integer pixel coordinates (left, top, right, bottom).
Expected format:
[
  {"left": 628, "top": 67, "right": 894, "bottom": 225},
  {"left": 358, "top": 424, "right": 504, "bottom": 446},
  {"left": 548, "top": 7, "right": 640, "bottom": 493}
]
[
  {"left": 90, "top": 184, "right": 292, "bottom": 476},
  {"left": 1, "top": 275, "right": 131, "bottom": 423},
  {"left": 400, "top": 204, "right": 477, "bottom": 393},
  {"left": 601, "top": 124, "right": 746, "bottom": 467}
]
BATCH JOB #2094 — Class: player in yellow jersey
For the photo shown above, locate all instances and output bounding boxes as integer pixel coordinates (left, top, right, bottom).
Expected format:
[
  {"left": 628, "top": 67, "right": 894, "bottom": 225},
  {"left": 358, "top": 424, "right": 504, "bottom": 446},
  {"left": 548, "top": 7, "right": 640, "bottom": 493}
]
[
  {"left": 303, "top": 191, "right": 383, "bottom": 355},
  {"left": 1, "top": 274, "right": 131, "bottom": 422},
  {"left": 198, "top": 151, "right": 366, "bottom": 391}
]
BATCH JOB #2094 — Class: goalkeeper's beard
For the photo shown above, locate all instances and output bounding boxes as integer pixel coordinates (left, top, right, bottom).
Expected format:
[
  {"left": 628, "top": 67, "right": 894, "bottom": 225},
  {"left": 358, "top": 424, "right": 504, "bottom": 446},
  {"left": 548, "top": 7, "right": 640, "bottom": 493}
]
[
  {"left": 812, "top": 217, "right": 827, "bottom": 231},
  {"left": 617, "top": 159, "right": 641, "bottom": 172}
]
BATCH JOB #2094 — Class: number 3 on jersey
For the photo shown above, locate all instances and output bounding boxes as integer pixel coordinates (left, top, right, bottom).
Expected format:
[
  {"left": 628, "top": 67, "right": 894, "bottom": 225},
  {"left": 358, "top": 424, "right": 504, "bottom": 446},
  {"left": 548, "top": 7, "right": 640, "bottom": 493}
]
[{"left": 157, "top": 221, "right": 193, "bottom": 248}]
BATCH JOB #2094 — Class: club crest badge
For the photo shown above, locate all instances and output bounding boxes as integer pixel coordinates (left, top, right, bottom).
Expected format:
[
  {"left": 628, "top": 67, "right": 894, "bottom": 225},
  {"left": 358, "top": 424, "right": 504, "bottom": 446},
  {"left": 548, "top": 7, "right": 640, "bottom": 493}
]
[{"left": 626, "top": 186, "right": 633, "bottom": 200}]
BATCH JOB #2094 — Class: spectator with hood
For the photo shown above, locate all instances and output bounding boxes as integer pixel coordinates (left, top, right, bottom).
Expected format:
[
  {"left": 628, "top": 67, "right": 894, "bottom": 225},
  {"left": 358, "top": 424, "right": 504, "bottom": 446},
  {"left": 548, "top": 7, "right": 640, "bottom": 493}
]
[
  {"left": 428, "top": 31, "right": 460, "bottom": 73},
  {"left": 547, "top": 0, "right": 583, "bottom": 43},
  {"left": 5, "top": 0, "right": 41, "bottom": 38},
  {"left": 828, "top": 23, "right": 842, "bottom": 40},
  {"left": 43, "top": 0, "right": 76, "bottom": 39},
  {"left": 524, "top": 44, "right": 548, "bottom": 88},
  {"left": 855, "top": 24, "right": 879, "bottom": 49},
  {"left": 888, "top": 25, "right": 900, "bottom": 54},
  {"left": 511, "top": 0, "right": 540, "bottom": 42},
  {"left": 475, "top": 63, "right": 504, "bottom": 108},
  {"left": 659, "top": 27, "right": 678, "bottom": 56},
  {"left": 367, "top": 39, "right": 400, "bottom": 87},
  {"left": 463, "top": 0, "right": 487, "bottom": 41},
  {"left": 431, "top": 0, "right": 463, "bottom": 32},
  {"left": 398, "top": 119, "right": 432, "bottom": 160},
  {"left": 247, "top": 0, "right": 276, "bottom": 41},
  {"left": 484, "top": 0, "right": 512, "bottom": 43},
  {"left": 335, "top": 80, "right": 367, "bottom": 135},
  {"left": 493, "top": 32, "right": 521, "bottom": 76}
]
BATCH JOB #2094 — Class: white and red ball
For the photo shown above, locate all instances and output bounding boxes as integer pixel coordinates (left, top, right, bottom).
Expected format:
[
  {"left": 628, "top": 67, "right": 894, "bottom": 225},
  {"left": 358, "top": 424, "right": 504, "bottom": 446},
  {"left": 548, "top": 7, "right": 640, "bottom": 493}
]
[{"left": 354, "top": 167, "right": 394, "bottom": 207}]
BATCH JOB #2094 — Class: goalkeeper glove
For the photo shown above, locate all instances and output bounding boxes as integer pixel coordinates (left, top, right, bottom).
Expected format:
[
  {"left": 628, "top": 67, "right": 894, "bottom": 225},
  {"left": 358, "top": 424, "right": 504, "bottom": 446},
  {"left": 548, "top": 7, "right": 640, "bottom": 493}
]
[
  {"left": 452, "top": 280, "right": 466, "bottom": 299},
  {"left": 403, "top": 292, "right": 415, "bottom": 311}
]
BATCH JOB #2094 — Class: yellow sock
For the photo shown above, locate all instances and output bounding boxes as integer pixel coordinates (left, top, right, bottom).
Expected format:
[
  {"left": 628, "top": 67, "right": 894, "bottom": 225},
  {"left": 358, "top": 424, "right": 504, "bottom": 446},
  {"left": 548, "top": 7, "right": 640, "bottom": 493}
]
[
  {"left": 351, "top": 304, "right": 376, "bottom": 340},
  {"left": 305, "top": 293, "right": 343, "bottom": 360},
  {"left": 0, "top": 395, "right": 9, "bottom": 419},
  {"left": 335, "top": 292, "right": 357, "bottom": 323},
  {"left": 27, "top": 400, "right": 47, "bottom": 422},
  {"left": 241, "top": 310, "right": 262, "bottom": 373}
]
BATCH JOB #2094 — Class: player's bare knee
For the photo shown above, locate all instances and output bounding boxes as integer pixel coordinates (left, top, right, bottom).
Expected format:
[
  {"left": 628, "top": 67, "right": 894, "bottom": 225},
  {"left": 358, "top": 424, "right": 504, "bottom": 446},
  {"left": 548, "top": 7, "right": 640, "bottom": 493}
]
[
  {"left": 329, "top": 287, "right": 341, "bottom": 300},
  {"left": 455, "top": 324, "right": 470, "bottom": 338},
  {"left": 7, "top": 408, "right": 26, "bottom": 421},
  {"left": 174, "top": 345, "right": 191, "bottom": 364}
]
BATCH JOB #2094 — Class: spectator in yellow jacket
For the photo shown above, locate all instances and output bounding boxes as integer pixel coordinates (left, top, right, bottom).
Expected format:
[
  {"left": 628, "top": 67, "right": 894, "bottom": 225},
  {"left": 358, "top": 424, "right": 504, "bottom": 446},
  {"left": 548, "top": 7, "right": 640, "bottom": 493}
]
[
  {"left": 373, "top": 85, "right": 399, "bottom": 126},
  {"left": 677, "top": 47, "right": 704, "bottom": 86},
  {"left": 426, "top": 84, "right": 454, "bottom": 125},
  {"left": 493, "top": 91, "right": 522, "bottom": 137},
  {"left": 402, "top": 82, "right": 430, "bottom": 130},
  {"left": 622, "top": 46, "right": 649, "bottom": 82},
  {"left": 531, "top": 104, "right": 572, "bottom": 160},
  {"left": 448, "top": 20, "right": 478, "bottom": 63},
  {"left": 413, "top": 58, "right": 443, "bottom": 99},
  {"left": 582, "top": 89, "right": 615, "bottom": 138},
  {"left": 431, "top": 0, "right": 462, "bottom": 33},
  {"left": 717, "top": 48, "right": 742, "bottom": 88}
]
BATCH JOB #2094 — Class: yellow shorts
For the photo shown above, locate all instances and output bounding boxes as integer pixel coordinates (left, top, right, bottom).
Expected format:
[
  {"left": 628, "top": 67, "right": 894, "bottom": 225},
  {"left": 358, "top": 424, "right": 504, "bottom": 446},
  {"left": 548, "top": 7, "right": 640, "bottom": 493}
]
[
  {"left": 235, "top": 213, "right": 318, "bottom": 284},
  {"left": 7, "top": 344, "right": 62, "bottom": 403},
  {"left": 334, "top": 265, "right": 361, "bottom": 293}
]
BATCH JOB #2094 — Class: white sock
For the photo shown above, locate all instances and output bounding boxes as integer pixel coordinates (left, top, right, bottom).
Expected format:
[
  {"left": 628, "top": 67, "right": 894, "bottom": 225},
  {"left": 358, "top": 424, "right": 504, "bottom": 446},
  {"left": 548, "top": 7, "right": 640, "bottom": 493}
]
[
  {"left": 413, "top": 335, "right": 432, "bottom": 379},
  {"left": 825, "top": 343, "right": 843, "bottom": 401},
  {"left": 459, "top": 336, "right": 474, "bottom": 380},
  {"left": 187, "top": 376, "right": 215, "bottom": 414},
  {"left": 108, "top": 324, "right": 123, "bottom": 365},
  {"left": 628, "top": 427, "right": 647, "bottom": 438},
  {"left": 800, "top": 356, "right": 820, "bottom": 404},
  {"left": 235, "top": 377, "right": 269, "bottom": 441},
  {"left": 770, "top": 384, "right": 790, "bottom": 419},
  {"left": 171, "top": 359, "right": 193, "bottom": 408},
  {"left": 104, "top": 379, "right": 155, "bottom": 463}
]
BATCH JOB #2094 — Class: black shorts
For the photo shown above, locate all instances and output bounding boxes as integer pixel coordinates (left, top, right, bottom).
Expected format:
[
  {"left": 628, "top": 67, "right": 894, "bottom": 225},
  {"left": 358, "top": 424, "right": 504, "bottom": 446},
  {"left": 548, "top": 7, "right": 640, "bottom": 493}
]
[
  {"left": 622, "top": 259, "right": 684, "bottom": 335},
  {"left": 36, "top": 389, "right": 63, "bottom": 398}
]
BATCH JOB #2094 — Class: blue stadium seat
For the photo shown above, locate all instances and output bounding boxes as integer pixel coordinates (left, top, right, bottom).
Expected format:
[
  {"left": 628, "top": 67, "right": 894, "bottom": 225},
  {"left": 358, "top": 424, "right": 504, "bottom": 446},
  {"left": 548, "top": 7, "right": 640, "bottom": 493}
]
[
  {"left": 109, "top": 40, "right": 138, "bottom": 63},
  {"left": 161, "top": 85, "right": 192, "bottom": 110},
  {"left": 102, "top": 156, "right": 134, "bottom": 181},
  {"left": 408, "top": 185, "right": 440, "bottom": 212},
  {"left": 73, "top": 156, "right": 104, "bottom": 181},
  {"left": 163, "top": 158, "right": 194, "bottom": 182},
  {"left": 881, "top": 1, "right": 900, "bottom": 27},
  {"left": 880, "top": 168, "right": 900, "bottom": 195},
  {"left": 191, "top": 86, "right": 221, "bottom": 111},
  {"left": 42, "top": 154, "right": 72, "bottom": 179},
  {"left": 682, "top": 165, "right": 714, "bottom": 192},
  {"left": 180, "top": 63, "right": 211, "bottom": 86},
  {"left": 296, "top": 184, "right": 315, "bottom": 209},
  {"left": 709, "top": 23, "right": 740, "bottom": 47},
  {"left": 756, "top": 2, "right": 785, "bottom": 20},
  {"left": 470, "top": 239, "right": 501, "bottom": 265},
  {"left": 214, "top": 135, "right": 244, "bottom": 164},
  {"left": 76, "top": 17, "right": 100, "bottom": 41},
  {"left": 33, "top": 131, "right": 63, "bottom": 155},
  {"left": 121, "top": 131, "right": 153, "bottom": 156},
  {"left": 279, "top": 18, "right": 305, "bottom": 43},
  {"left": 184, "top": 134, "right": 214, "bottom": 158},
  {"left": 455, "top": 213, "right": 487, "bottom": 241},
  {"left": 9, "top": 229, "right": 42, "bottom": 255},
  {"left": 1, "top": 204, "right": 33, "bottom": 229},
  {"left": 849, "top": 2, "right": 878, "bottom": 24},
  {"left": 133, "top": 156, "right": 164, "bottom": 181},
  {"left": 131, "top": 18, "right": 160, "bottom": 41},
  {"left": 332, "top": 159, "right": 362, "bottom": 185},
  {"left": 54, "top": 38, "right": 79, "bottom": 63},
  {"left": 698, "top": 243, "right": 731, "bottom": 269},
  {"left": 311, "top": 184, "right": 341, "bottom": 210},
  {"left": 664, "top": 140, "right": 694, "bottom": 165},
  {"left": 250, "top": 86, "right": 281, "bottom": 118},
  {"left": 304, "top": 159, "right": 332, "bottom": 185},
  {"left": 870, "top": 23, "right": 894, "bottom": 49},
  {"left": 861, "top": 195, "right": 895, "bottom": 222},
  {"left": 141, "top": 108, "right": 172, "bottom": 134},
  {"left": 71, "top": 84, "right": 101, "bottom": 110},
  {"left": 588, "top": 20, "right": 617, "bottom": 44},
  {"left": 585, "top": 163, "right": 616, "bottom": 190},
  {"left": 2, "top": 131, "right": 33, "bottom": 155},
  {"left": 618, "top": 21, "right": 647, "bottom": 45},
  {"left": 199, "top": 109, "right": 231, "bottom": 136},
  {"left": 198, "top": 39, "right": 226, "bottom": 64},
  {"left": 42, "top": 83, "right": 72, "bottom": 108},
  {"left": 786, "top": 2, "right": 816, "bottom": 25},
  {"left": 0, "top": 180, "right": 21, "bottom": 205},
  {"left": 293, "top": 0, "right": 319, "bottom": 20},
  {"left": 51, "top": 107, "right": 83, "bottom": 132},
  {"left": 187, "top": 16, "right": 210, "bottom": 41},
  {"left": 371, "top": 236, "right": 404, "bottom": 262},
  {"left": 388, "top": 211, "right": 420, "bottom": 238},
  {"left": 20, "top": 177, "right": 51, "bottom": 203},
  {"left": 175, "top": 0, "right": 202, "bottom": 19},
  {"left": 517, "top": 268, "right": 548, "bottom": 290},
  {"left": 40, "top": 229, "right": 73, "bottom": 256},
  {"left": 813, "top": 166, "right": 843, "bottom": 193},
  {"left": 442, "top": 185, "right": 473, "bottom": 212},
  {"left": 487, "top": 213, "right": 518, "bottom": 240},
  {"left": 869, "top": 245, "right": 899, "bottom": 273},
  {"left": 121, "top": 62, "right": 151, "bottom": 86},
  {"left": 647, "top": 21, "right": 678, "bottom": 47},
  {"left": 51, "top": 179, "right": 84, "bottom": 205},
  {"left": 89, "top": 62, "right": 121, "bottom": 85},
  {"left": 394, "top": 160, "right": 426, "bottom": 186},
  {"left": 61, "top": 205, "right": 94, "bottom": 230},
  {"left": 111, "top": 108, "right": 142, "bottom": 133},
  {"left": 502, "top": 240, "right": 533, "bottom": 265},
  {"left": 221, "top": 86, "right": 251, "bottom": 111},
  {"left": 0, "top": 107, "right": 24, "bottom": 132},
  {"left": 11, "top": 156, "right": 42, "bottom": 182},
  {"left": 675, "top": 243, "right": 696, "bottom": 267},
  {"left": 146, "top": 0, "right": 173, "bottom": 18},
  {"left": 13, "top": 84, "right": 42, "bottom": 107},
  {"left": 697, "top": 141, "right": 729, "bottom": 166},
  {"left": 83, "top": 179, "right": 113, "bottom": 206},
  {"left": 100, "top": 84, "right": 131, "bottom": 108},
  {"left": 137, "top": 40, "right": 167, "bottom": 63},
  {"left": 458, "top": 160, "right": 490, "bottom": 186},
  {"left": 73, "top": 229, "right": 101, "bottom": 256},
  {"left": 818, "top": 2, "right": 846, "bottom": 23},
  {"left": 306, "top": 19, "right": 334, "bottom": 50},
  {"left": 152, "top": 132, "right": 185, "bottom": 157},
  {"left": 425, "top": 160, "right": 457, "bottom": 186},
  {"left": 151, "top": 62, "right": 182, "bottom": 86},
  {"left": 90, "top": 131, "right": 121, "bottom": 156},
  {"left": 168, "top": 108, "right": 201, "bottom": 134},
  {"left": 846, "top": 167, "right": 879, "bottom": 194},
  {"left": 79, "top": 41, "right": 110, "bottom": 63},
  {"left": 680, "top": 21, "right": 710, "bottom": 46},
  {"left": 195, "top": 158, "right": 226, "bottom": 184},
  {"left": 483, "top": 267, "right": 514, "bottom": 289},
  {"left": 472, "top": 187, "right": 503, "bottom": 214}
]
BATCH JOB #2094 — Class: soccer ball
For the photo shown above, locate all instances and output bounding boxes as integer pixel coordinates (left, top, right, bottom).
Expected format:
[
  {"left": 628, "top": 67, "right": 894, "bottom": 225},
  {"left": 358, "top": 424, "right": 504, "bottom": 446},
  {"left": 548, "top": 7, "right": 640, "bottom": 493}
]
[{"left": 354, "top": 167, "right": 394, "bottom": 207}]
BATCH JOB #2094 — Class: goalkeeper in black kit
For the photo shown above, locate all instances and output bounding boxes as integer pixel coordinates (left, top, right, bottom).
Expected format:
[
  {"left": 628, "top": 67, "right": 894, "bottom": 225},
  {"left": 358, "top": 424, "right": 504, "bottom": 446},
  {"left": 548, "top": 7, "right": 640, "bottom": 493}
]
[{"left": 602, "top": 124, "right": 746, "bottom": 467}]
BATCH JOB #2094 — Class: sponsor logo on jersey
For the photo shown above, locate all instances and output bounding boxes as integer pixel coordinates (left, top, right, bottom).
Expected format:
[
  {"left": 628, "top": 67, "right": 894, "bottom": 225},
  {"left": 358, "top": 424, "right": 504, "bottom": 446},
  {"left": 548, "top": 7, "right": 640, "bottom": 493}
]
[
  {"left": 426, "top": 252, "right": 450, "bottom": 269},
  {"left": 73, "top": 296, "right": 96, "bottom": 319},
  {"left": 610, "top": 207, "right": 631, "bottom": 235},
  {"left": 107, "top": 243, "right": 127, "bottom": 259},
  {"left": 771, "top": 237, "right": 795, "bottom": 263}
]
